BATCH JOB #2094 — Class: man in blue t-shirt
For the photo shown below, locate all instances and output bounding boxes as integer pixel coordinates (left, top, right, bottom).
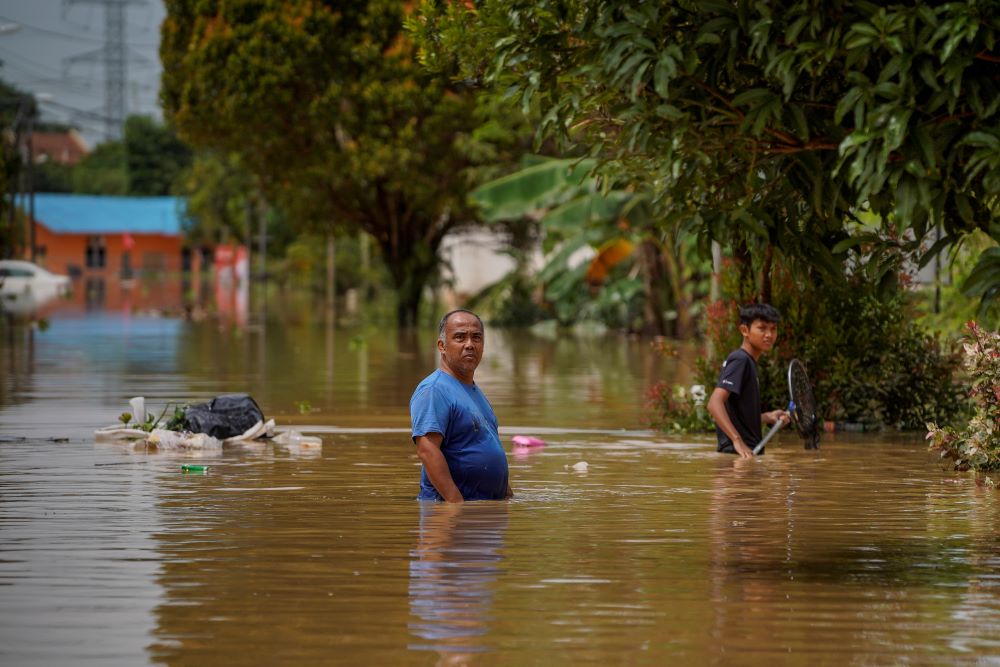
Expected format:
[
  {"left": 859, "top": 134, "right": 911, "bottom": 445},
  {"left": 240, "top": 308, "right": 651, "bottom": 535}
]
[
  {"left": 410, "top": 309, "right": 512, "bottom": 502},
  {"left": 707, "top": 303, "right": 790, "bottom": 459}
]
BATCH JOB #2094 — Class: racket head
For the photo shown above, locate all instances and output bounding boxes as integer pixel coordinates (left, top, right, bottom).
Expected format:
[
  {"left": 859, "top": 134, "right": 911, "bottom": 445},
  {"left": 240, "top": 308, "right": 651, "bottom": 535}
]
[{"left": 787, "top": 358, "right": 820, "bottom": 449}]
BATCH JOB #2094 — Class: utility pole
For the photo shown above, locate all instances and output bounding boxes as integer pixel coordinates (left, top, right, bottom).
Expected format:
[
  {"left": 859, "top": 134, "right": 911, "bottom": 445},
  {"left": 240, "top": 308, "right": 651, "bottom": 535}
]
[
  {"left": 26, "top": 110, "right": 35, "bottom": 262},
  {"left": 64, "top": 0, "right": 147, "bottom": 140},
  {"left": 5, "top": 95, "right": 37, "bottom": 260}
]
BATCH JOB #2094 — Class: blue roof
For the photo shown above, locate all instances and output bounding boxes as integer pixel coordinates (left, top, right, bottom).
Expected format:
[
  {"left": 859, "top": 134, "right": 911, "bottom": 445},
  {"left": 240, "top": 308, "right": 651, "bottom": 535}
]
[{"left": 32, "top": 194, "right": 186, "bottom": 236}]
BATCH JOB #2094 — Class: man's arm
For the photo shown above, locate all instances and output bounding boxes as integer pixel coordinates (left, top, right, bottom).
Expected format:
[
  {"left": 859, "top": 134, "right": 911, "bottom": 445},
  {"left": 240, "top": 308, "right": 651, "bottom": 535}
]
[
  {"left": 707, "top": 387, "right": 753, "bottom": 459},
  {"left": 762, "top": 409, "right": 790, "bottom": 426},
  {"left": 415, "top": 433, "right": 464, "bottom": 503}
]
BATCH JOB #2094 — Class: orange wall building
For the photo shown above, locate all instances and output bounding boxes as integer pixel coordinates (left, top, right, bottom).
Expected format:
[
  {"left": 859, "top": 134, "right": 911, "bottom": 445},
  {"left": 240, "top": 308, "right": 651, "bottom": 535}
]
[{"left": 30, "top": 194, "right": 207, "bottom": 313}]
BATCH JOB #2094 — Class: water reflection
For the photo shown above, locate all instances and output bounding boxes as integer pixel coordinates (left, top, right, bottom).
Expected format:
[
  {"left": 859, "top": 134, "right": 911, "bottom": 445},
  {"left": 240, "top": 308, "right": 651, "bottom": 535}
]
[
  {"left": 708, "top": 456, "right": 792, "bottom": 643},
  {"left": 0, "top": 284, "right": 66, "bottom": 316},
  {"left": 7, "top": 287, "right": 1000, "bottom": 664},
  {"left": 409, "top": 501, "right": 509, "bottom": 663}
]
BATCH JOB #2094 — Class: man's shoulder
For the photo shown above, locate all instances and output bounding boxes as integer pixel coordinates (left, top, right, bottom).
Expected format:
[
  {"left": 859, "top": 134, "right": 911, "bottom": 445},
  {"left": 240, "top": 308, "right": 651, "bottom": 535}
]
[
  {"left": 723, "top": 347, "right": 757, "bottom": 367},
  {"left": 414, "top": 369, "right": 442, "bottom": 388},
  {"left": 722, "top": 348, "right": 749, "bottom": 367},
  {"left": 412, "top": 370, "right": 458, "bottom": 401},
  {"left": 718, "top": 348, "right": 754, "bottom": 391}
]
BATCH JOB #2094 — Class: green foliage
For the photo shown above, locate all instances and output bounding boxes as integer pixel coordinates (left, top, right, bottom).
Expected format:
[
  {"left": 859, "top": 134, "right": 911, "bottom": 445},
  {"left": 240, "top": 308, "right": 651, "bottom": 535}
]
[
  {"left": 918, "top": 229, "right": 1000, "bottom": 331},
  {"left": 177, "top": 151, "right": 257, "bottom": 245},
  {"left": 928, "top": 322, "right": 1000, "bottom": 471},
  {"left": 760, "top": 282, "right": 967, "bottom": 430},
  {"left": 121, "top": 402, "right": 182, "bottom": 433},
  {"left": 472, "top": 157, "right": 599, "bottom": 221},
  {"left": 161, "top": 0, "right": 525, "bottom": 326},
  {"left": 164, "top": 406, "right": 187, "bottom": 432},
  {"left": 278, "top": 232, "right": 385, "bottom": 296},
  {"left": 69, "top": 116, "right": 191, "bottom": 196},
  {"left": 652, "top": 256, "right": 967, "bottom": 433},
  {"left": 72, "top": 141, "right": 127, "bottom": 195},
  {"left": 645, "top": 381, "right": 714, "bottom": 433},
  {"left": 472, "top": 156, "right": 643, "bottom": 326},
  {"left": 414, "top": 0, "right": 1000, "bottom": 310},
  {"left": 0, "top": 76, "right": 38, "bottom": 253},
  {"left": 470, "top": 156, "right": 708, "bottom": 333},
  {"left": 34, "top": 161, "right": 73, "bottom": 193},
  {"left": 467, "top": 271, "right": 546, "bottom": 327},
  {"left": 962, "top": 225, "right": 1000, "bottom": 317},
  {"left": 124, "top": 115, "right": 192, "bottom": 196}
]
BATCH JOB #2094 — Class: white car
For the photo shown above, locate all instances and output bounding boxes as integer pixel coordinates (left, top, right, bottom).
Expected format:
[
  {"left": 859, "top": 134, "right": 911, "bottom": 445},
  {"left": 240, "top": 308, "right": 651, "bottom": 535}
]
[{"left": 0, "top": 260, "right": 71, "bottom": 313}]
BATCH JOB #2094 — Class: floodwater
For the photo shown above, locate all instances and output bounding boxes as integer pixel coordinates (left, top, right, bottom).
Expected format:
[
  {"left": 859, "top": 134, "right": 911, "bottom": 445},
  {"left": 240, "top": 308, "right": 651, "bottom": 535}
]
[{"left": 1, "top": 298, "right": 998, "bottom": 665}]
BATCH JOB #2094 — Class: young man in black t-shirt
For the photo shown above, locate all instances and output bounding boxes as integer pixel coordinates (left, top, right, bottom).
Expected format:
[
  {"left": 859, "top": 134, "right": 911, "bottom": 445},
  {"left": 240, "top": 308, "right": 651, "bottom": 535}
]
[{"left": 707, "top": 303, "right": 790, "bottom": 458}]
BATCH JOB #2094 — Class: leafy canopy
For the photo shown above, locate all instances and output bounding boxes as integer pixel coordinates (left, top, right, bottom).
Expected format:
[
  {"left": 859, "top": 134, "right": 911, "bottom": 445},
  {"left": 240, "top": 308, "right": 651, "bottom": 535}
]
[
  {"left": 413, "top": 0, "right": 1000, "bottom": 297},
  {"left": 161, "top": 0, "right": 514, "bottom": 325}
]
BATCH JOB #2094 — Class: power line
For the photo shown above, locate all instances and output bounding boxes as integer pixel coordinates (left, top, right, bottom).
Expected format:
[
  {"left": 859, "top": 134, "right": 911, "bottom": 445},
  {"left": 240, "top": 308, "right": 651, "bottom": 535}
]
[
  {"left": 0, "top": 44, "right": 89, "bottom": 80},
  {"left": 0, "top": 13, "right": 159, "bottom": 48},
  {"left": 64, "top": 0, "right": 150, "bottom": 141},
  {"left": 39, "top": 93, "right": 159, "bottom": 123},
  {"left": 0, "top": 46, "right": 102, "bottom": 97}
]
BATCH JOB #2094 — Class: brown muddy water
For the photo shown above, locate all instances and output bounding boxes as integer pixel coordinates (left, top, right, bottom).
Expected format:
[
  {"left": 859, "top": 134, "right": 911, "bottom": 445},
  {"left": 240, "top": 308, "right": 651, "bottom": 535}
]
[{"left": 1, "top": 309, "right": 998, "bottom": 666}]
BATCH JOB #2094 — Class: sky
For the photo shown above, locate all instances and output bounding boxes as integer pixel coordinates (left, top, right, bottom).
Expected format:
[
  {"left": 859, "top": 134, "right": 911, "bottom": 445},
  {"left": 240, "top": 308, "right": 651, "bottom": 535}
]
[{"left": 0, "top": 0, "right": 166, "bottom": 148}]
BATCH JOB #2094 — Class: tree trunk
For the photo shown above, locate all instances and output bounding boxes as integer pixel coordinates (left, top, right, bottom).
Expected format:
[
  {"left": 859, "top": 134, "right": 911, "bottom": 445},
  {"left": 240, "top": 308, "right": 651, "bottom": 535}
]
[
  {"left": 384, "top": 239, "right": 440, "bottom": 328},
  {"left": 638, "top": 239, "right": 667, "bottom": 336},
  {"left": 325, "top": 234, "right": 336, "bottom": 318},
  {"left": 760, "top": 244, "right": 773, "bottom": 304},
  {"left": 396, "top": 289, "right": 421, "bottom": 328},
  {"left": 661, "top": 236, "right": 697, "bottom": 339},
  {"left": 731, "top": 236, "right": 755, "bottom": 303}
]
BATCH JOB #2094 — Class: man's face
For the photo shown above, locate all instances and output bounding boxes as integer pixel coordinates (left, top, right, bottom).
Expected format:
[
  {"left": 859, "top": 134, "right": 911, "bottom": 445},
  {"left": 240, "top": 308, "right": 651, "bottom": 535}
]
[
  {"left": 438, "top": 312, "right": 484, "bottom": 382},
  {"left": 741, "top": 318, "right": 778, "bottom": 354}
]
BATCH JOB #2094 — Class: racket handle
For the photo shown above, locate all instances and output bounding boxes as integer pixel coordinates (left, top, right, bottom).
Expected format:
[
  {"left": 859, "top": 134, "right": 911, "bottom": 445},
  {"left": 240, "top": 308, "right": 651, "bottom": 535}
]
[
  {"left": 753, "top": 420, "right": 782, "bottom": 455},
  {"left": 752, "top": 401, "right": 794, "bottom": 455}
]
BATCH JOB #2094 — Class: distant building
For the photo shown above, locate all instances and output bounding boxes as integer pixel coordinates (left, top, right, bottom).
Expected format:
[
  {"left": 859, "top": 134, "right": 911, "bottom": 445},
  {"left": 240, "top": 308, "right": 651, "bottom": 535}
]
[
  {"left": 26, "top": 193, "right": 215, "bottom": 313},
  {"left": 31, "top": 129, "right": 89, "bottom": 166},
  {"left": 30, "top": 193, "right": 200, "bottom": 280},
  {"left": 439, "top": 228, "right": 519, "bottom": 303}
]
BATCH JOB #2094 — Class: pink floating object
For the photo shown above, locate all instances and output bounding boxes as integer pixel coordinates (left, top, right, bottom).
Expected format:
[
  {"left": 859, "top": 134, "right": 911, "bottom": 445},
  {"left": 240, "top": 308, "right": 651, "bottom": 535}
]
[{"left": 512, "top": 435, "right": 546, "bottom": 448}]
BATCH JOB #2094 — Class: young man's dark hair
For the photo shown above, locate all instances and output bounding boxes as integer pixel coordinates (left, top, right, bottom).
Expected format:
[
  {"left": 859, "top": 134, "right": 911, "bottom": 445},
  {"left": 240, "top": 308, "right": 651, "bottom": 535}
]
[{"left": 738, "top": 303, "right": 781, "bottom": 327}]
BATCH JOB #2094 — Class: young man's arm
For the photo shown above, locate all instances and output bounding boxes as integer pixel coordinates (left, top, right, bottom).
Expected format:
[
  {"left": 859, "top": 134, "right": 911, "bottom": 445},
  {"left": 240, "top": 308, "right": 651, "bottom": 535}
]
[
  {"left": 707, "top": 387, "right": 754, "bottom": 459},
  {"left": 415, "top": 433, "right": 464, "bottom": 502}
]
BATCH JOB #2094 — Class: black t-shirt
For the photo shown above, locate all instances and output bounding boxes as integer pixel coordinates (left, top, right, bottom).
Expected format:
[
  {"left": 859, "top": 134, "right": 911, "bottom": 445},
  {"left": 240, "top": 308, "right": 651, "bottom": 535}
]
[{"left": 715, "top": 348, "right": 761, "bottom": 451}]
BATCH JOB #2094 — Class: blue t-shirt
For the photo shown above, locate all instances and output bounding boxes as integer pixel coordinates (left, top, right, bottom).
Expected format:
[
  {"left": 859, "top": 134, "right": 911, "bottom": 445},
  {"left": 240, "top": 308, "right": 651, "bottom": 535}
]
[{"left": 410, "top": 369, "right": 509, "bottom": 501}]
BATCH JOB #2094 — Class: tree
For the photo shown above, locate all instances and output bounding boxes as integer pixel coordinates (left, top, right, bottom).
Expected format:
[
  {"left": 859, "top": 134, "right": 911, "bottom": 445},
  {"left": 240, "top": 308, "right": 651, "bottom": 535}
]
[
  {"left": 160, "top": 0, "right": 502, "bottom": 326},
  {"left": 72, "top": 141, "right": 127, "bottom": 196},
  {"left": 176, "top": 151, "right": 257, "bottom": 246},
  {"left": 68, "top": 116, "right": 192, "bottom": 197},
  {"left": 412, "top": 1, "right": 1000, "bottom": 305},
  {"left": 124, "top": 115, "right": 192, "bottom": 196},
  {"left": 470, "top": 157, "right": 708, "bottom": 335},
  {"left": 0, "top": 76, "right": 39, "bottom": 258},
  {"left": 34, "top": 161, "right": 74, "bottom": 193}
]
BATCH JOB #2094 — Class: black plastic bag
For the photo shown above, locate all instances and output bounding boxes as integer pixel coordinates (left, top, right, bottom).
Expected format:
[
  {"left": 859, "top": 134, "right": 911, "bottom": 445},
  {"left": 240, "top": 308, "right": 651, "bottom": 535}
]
[{"left": 183, "top": 393, "right": 265, "bottom": 439}]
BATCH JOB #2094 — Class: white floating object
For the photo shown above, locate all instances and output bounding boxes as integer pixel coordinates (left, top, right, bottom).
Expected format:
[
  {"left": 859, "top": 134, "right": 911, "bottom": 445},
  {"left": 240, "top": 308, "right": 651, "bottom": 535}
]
[
  {"left": 129, "top": 396, "right": 146, "bottom": 424},
  {"left": 571, "top": 461, "right": 589, "bottom": 472},
  {"left": 273, "top": 429, "right": 323, "bottom": 448}
]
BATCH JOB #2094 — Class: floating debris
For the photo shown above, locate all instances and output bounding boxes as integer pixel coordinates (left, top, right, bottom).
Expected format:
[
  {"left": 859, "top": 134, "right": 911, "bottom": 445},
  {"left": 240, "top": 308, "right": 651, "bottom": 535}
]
[{"left": 512, "top": 435, "right": 546, "bottom": 448}]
